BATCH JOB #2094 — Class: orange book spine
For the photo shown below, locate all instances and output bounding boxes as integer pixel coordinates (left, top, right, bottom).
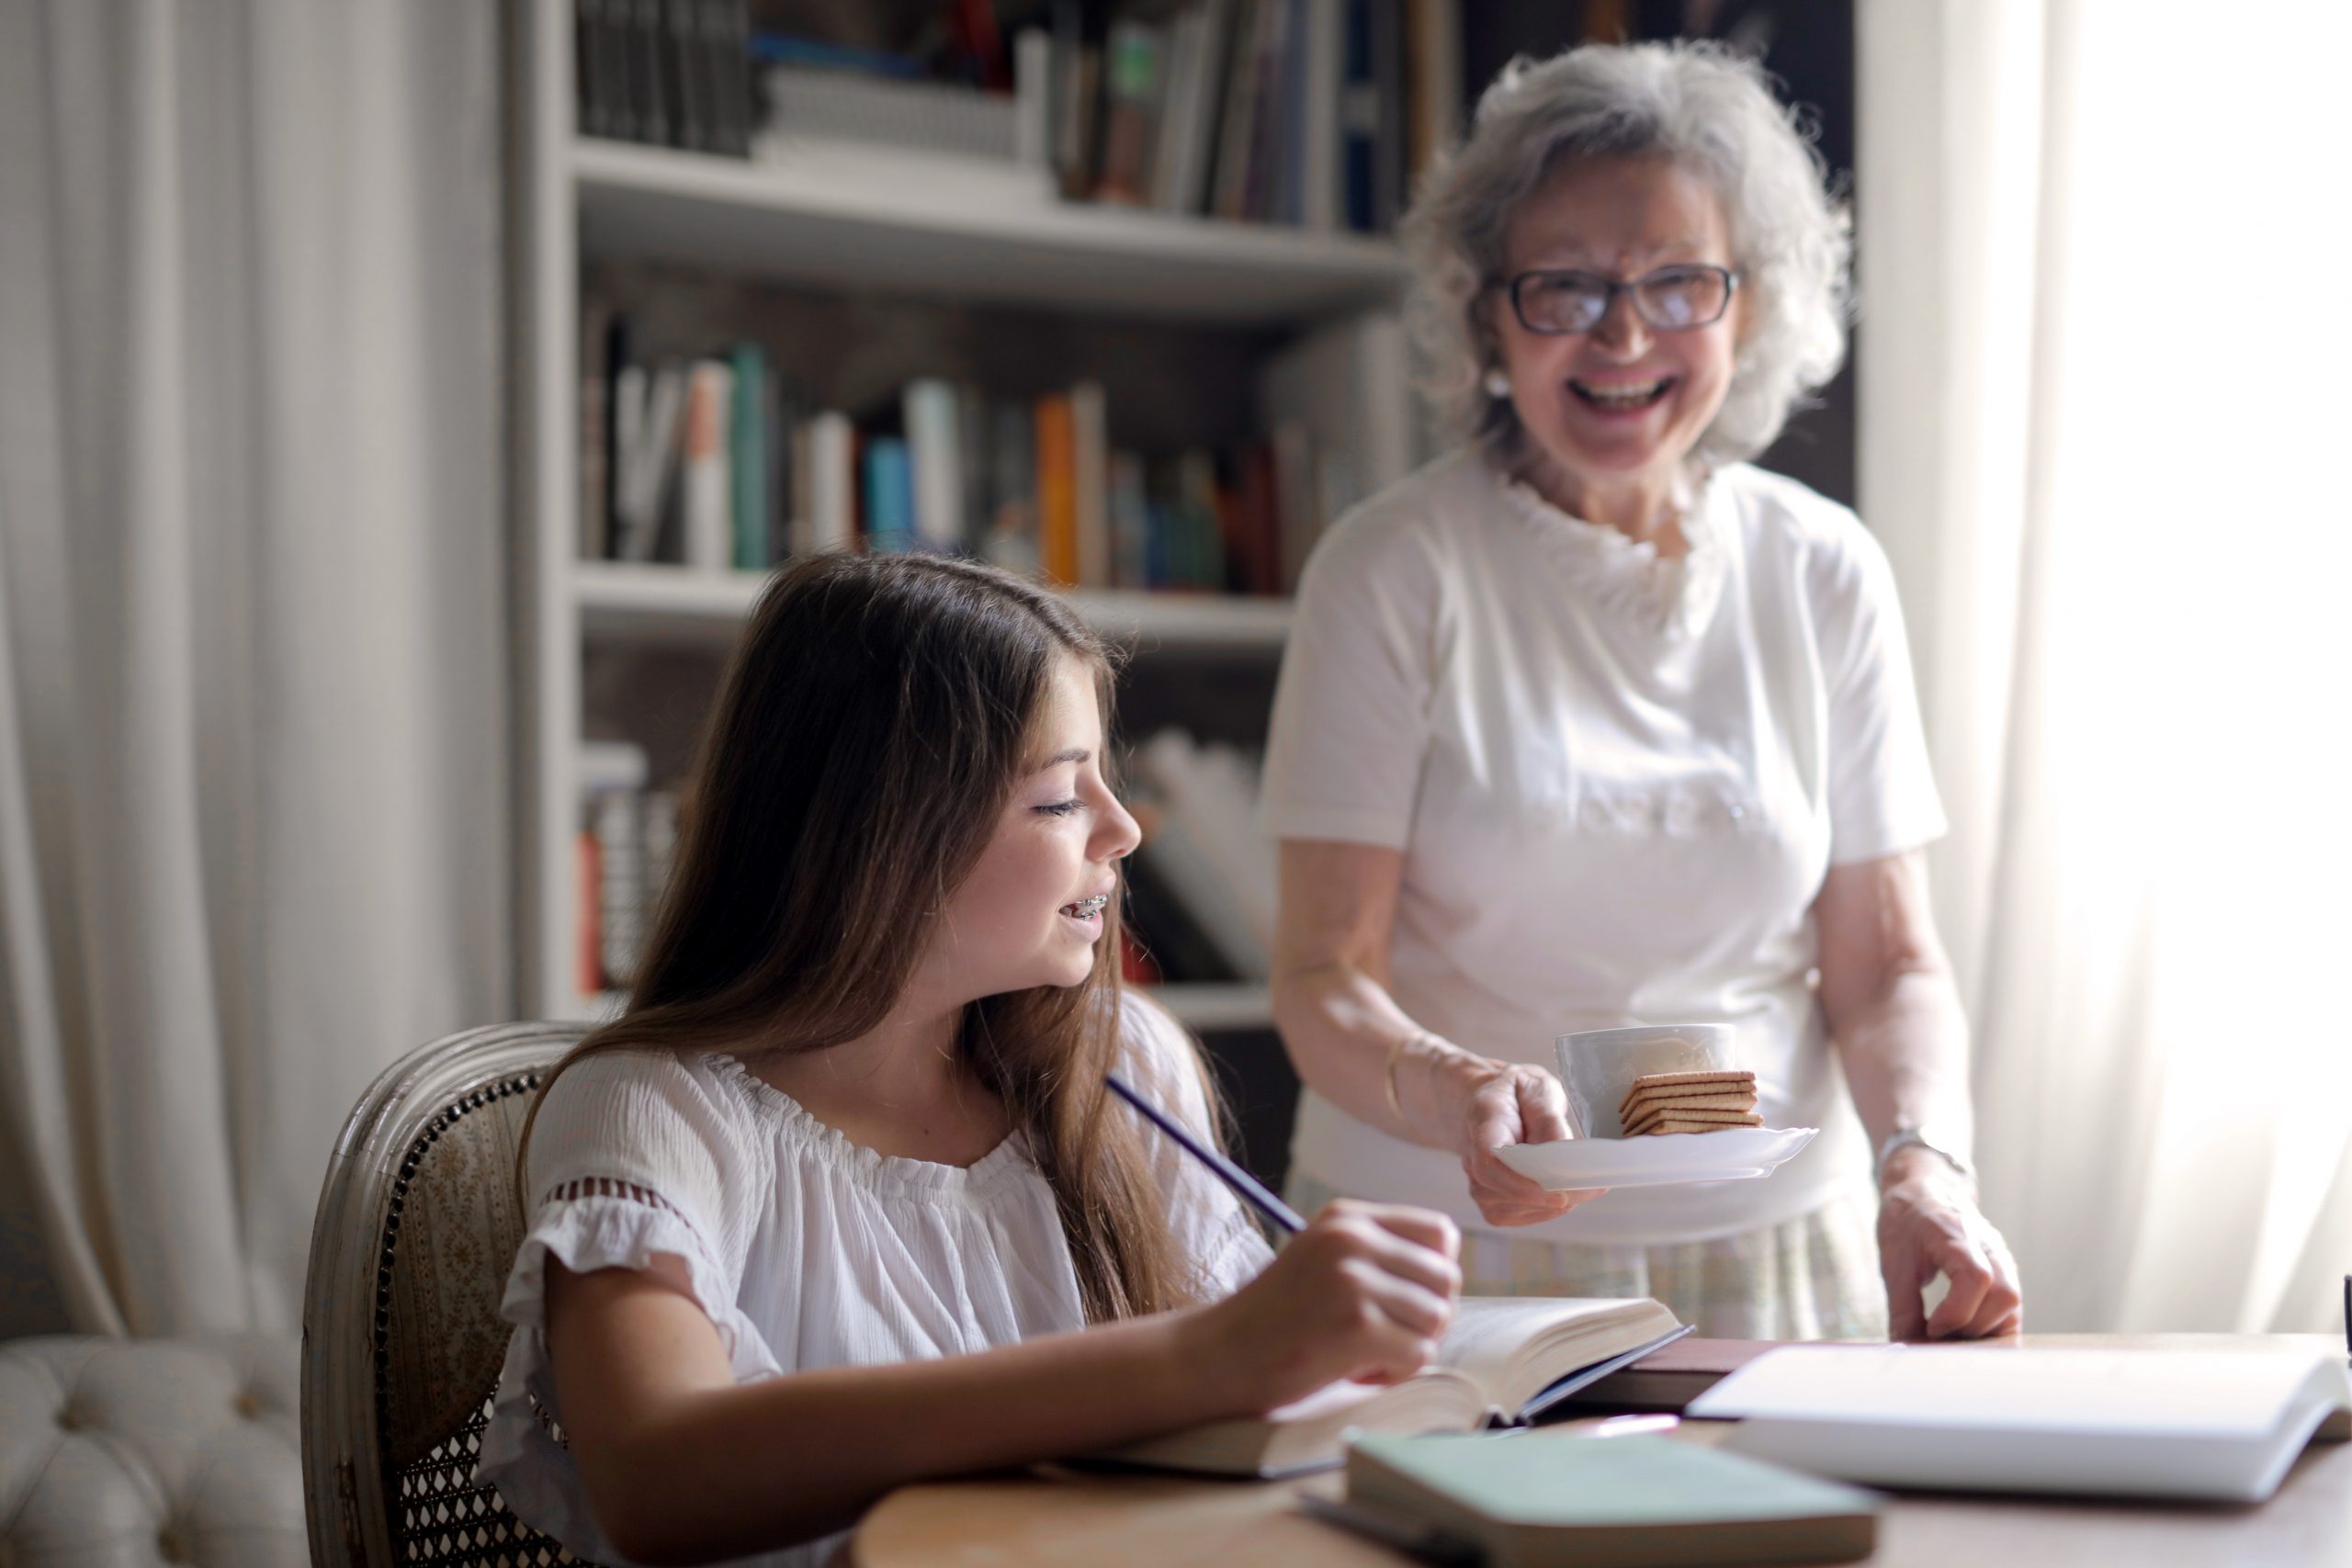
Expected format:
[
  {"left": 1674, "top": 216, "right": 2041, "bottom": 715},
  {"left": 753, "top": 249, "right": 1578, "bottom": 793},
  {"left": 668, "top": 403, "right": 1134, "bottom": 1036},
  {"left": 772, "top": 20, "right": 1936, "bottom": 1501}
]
[{"left": 1035, "top": 393, "right": 1079, "bottom": 585}]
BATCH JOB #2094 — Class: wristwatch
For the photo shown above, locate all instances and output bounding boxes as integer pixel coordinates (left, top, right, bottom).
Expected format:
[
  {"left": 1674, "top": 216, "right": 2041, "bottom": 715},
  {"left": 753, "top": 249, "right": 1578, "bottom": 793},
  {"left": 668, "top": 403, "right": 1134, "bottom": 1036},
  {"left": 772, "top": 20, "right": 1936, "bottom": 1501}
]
[{"left": 1875, "top": 1125, "right": 1974, "bottom": 1188}]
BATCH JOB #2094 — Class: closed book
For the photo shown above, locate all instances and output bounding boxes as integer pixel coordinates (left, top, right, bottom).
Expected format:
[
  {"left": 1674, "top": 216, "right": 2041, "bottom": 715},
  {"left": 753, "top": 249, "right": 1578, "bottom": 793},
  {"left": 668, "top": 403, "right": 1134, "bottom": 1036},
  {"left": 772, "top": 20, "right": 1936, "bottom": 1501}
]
[
  {"left": 1298, "top": 0, "right": 1342, "bottom": 230},
  {"left": 574, "top": 829, "right": 604, "bottom": 997},
  {"left": 728, "top": 343, "right": 766, "bottom": 569},
  {"left": 682, "top": 359, "right": 734, "bottom": 570},
  {"left": 1147, "top": 7, "right": 1206, "bottom": 211},
  {"left": 1544, "top": 1338, "right": 1787, "bottom": 1416},
  {"left": 1690, "top": 1343, "right": 2352, "bottom": 1505},
  {"left": 662, "top": 0, "right": 707, "bottom": 151},
  {"left": 1086, "top": 1296, "right": 1684, "bottom": 1478},
  {"left": 981, "top": 400, "right": 1039, "bottom": 576},
  {"left": 1035, "top": 393, "right": 1078, "bottom": 584},
  {"left": 863, "top": 435, "right": 916, "bottom": 553},
  {"left": 614, "top": 361, "right": 687, "bottom": 562},
  {"left": 1108, "top": 450, "right": 1150, "bottom": 590},
  {"left": 1209, "top": 0, "right": 1268, "bottom": 220},
  {"left": 1069, "top": 380, "right": 1109, "bottom": 588},
  {"left": 1344, "top": 1432, "right": 1879, "bottom": 1568},
  {"left": 802, "top": 410, "right": 857, "bottom": 554},
  {"left": 625, "top": 0, "right": 669, "bottom": 147},
  {"left": 1092, "top": 21, "right": 1162, "bottom": 204},
  {"left": 902, "top": 378, "right": 966, "bottom": 552}
]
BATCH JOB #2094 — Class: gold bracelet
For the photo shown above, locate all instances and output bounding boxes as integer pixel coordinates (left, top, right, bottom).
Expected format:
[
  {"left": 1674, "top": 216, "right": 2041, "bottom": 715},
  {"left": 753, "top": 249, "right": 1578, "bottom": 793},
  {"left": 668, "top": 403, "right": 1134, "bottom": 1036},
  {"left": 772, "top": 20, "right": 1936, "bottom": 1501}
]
[{"left": 1385, "top": 1031, "right": 1429, "bottom": 1125}]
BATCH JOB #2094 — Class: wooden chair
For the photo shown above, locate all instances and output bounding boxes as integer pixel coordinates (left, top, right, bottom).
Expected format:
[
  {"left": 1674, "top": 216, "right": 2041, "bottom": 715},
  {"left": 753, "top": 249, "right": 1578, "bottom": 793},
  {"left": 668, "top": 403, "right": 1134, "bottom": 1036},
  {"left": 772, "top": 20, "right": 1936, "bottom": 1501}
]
[{"left": 300, "top": 1021, "right": 591, "bottom": 1566}]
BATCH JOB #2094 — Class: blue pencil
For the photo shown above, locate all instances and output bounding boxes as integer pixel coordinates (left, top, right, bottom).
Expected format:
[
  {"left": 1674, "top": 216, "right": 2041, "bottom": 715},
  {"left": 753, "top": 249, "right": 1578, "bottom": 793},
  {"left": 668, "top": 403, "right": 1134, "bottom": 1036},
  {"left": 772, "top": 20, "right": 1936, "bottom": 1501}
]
[{"left": 1104, "top": 1072, "right": 1306, "bottom": 1234}]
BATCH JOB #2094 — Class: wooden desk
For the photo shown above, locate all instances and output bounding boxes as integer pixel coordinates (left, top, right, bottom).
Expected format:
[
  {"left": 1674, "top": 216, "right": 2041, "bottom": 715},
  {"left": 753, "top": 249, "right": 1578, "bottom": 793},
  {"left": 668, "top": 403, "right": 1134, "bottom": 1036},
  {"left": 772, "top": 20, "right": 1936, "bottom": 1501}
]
[{"left": 854, "top": 1336, "right": 2352, "bottom": 1567}]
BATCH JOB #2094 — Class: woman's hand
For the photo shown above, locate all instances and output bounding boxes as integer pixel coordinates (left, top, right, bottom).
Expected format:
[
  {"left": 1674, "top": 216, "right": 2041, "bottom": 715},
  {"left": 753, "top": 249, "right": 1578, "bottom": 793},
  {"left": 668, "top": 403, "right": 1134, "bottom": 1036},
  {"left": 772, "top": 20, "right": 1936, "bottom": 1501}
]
[
  {"left": 1182, "top": 1199, "right": 1462, "bottom": 1416},
  {"left": 1430, "top": 1054, "right": 1608, "bottom": 1227},
  {"left": 1877, "top": 1152, "right": 2022, "bottom": 1340}
]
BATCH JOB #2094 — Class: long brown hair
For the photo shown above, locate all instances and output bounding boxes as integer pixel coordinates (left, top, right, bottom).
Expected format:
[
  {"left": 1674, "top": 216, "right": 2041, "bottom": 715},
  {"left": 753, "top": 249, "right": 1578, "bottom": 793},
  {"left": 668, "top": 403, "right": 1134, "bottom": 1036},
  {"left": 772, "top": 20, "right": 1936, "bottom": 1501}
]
[{"left": 522, "top": 552, "right": 1210, "bottom": 1321}]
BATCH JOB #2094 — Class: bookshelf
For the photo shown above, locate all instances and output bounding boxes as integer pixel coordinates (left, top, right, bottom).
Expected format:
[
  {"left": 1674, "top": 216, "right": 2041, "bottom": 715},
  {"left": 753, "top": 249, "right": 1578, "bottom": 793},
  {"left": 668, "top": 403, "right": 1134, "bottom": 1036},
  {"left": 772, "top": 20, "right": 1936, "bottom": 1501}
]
[
  {"left": 575, "top": 559, "right": 1294, "bottom": 649},
  {"left": 573, "top": 139, "right": 1408, "bottom": 321},
  {"left": 513, "top": 0, "right": 1416, "bottom": 1034}
]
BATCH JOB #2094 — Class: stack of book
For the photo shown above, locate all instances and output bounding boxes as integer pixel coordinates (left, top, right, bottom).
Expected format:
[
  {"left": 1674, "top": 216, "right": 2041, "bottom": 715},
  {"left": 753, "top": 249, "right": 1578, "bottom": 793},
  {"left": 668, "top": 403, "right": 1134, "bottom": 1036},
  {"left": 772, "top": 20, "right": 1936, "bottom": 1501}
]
[
  {"left": 582, "top": 311, "right": 1362, "bottom": 595},
  {"left": 575, "top": 741, "right": 678, "bottom": 998},
  {"left": 575, "top": 0, "right": 756, "bottom": 156}
]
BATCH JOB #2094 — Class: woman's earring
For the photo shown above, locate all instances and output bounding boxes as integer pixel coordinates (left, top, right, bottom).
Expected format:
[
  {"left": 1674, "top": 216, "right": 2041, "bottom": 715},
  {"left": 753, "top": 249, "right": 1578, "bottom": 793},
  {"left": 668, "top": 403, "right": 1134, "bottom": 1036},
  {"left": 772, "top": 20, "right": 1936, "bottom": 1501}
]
[{"left": 1483, "top": 367, "right": 1512, "bottom": 400}]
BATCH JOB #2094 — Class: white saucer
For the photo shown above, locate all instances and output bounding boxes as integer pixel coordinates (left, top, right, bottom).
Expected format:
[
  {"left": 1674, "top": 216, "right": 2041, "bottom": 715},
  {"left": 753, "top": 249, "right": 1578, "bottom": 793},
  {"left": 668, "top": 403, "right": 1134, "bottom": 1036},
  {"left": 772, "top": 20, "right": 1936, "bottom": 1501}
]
[{"left": 1494, "top": 1126, "right": 1818, "bottom": 1190}]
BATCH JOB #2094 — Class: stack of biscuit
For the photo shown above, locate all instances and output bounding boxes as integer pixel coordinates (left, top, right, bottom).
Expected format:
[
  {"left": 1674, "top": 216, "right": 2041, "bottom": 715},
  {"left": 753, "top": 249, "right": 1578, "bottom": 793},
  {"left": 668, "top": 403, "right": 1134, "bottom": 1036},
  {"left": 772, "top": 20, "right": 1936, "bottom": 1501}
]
[{"left": 1618, "top": 1070, "right": 1760, "bottom": 1137}]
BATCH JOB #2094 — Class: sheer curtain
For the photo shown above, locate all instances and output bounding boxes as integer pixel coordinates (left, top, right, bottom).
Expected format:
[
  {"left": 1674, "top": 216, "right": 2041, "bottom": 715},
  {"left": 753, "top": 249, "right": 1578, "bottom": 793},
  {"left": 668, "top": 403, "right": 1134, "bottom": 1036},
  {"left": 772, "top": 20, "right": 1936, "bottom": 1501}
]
[
  {"left": 1859, "top": 0, "right": 2352, "bottom": 1332},
  {"left": 0, "top": 0, "right": 509, "bottom": 1337}
]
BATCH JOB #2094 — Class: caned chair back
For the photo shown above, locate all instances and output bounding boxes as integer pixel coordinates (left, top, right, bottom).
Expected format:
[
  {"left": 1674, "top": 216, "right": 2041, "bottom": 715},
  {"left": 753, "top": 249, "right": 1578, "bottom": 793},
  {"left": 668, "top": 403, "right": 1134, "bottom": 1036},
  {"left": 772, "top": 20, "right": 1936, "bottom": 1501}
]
[{"left": 300, "top": 1021, "right": 592, "bottom": 1567}]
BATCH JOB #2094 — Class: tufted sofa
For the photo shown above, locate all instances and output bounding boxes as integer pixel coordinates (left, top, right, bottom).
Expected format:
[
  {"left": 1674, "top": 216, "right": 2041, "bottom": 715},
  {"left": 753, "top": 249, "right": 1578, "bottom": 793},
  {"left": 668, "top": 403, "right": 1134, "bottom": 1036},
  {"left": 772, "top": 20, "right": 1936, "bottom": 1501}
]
[{"left": 0, "top": 1330, "right": 305, "bottom": 1568}]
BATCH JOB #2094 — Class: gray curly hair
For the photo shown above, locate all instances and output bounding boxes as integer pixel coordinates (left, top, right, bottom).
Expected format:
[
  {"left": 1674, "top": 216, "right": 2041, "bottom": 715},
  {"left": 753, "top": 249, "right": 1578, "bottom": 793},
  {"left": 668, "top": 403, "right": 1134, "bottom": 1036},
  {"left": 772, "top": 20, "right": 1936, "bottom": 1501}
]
[{"left": 1402, "top": 40, "right": 1850, "bottom": 468}]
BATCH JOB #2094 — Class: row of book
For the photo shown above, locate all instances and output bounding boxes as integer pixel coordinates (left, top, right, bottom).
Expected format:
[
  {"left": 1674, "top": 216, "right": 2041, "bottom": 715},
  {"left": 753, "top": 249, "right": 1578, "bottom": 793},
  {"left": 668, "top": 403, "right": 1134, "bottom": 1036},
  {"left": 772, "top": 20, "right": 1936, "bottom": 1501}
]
[
  {"left": 729, "top": 1, "right": 1464, "bottom": 235},
  {"left": 574, "top": 729, "right": 1273, "bottom": 999},
  {"left": 1054, "top": 0, "right": 1464, "bottom": 233},
  {"left": 580, "top": 316, "right": 1361, "bottom": 595},
  {"left": 575, "top": 0, "right": 756, "bottom": 155}
]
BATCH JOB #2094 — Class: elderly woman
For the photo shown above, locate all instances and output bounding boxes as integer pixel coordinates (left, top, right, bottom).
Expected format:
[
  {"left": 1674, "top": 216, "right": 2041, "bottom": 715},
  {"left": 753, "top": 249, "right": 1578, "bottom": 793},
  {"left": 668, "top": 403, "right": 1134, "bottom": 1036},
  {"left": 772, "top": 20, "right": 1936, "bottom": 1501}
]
[{"left": 1261, "top": 41, "right": 2021, "bottom": 1340}]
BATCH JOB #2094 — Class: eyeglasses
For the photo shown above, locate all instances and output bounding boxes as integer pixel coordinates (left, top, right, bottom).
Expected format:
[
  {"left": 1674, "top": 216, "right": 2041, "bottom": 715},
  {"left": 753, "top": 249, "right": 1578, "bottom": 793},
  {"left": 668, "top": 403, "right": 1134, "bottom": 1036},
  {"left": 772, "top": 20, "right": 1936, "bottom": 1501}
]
[{"left": 1498, "top": 265, "right": 1739, "bottom": 335}]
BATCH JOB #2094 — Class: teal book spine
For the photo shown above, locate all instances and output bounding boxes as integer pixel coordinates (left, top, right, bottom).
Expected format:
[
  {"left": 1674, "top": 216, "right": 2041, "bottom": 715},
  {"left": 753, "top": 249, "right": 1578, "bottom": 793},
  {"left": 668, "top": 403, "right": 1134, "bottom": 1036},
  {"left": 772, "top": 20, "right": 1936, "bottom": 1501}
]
[
  {"left": 864, "top": 437, "right": 915, "bottom": 553},
  {"left": 729, "top": 342, "right": 767, "bottom": 569}
]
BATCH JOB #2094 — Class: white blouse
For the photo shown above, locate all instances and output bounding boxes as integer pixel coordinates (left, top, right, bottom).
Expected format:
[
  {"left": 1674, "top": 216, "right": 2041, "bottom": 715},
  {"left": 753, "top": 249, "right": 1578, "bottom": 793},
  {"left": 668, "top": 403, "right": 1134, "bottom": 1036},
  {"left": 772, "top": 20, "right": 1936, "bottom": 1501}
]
[
  {"left": 476, "top": 995, "right": 1272, "bottom": 1568},
  {"left": 1259, "top": 451, "right": 1948, "bottom": 1246}
]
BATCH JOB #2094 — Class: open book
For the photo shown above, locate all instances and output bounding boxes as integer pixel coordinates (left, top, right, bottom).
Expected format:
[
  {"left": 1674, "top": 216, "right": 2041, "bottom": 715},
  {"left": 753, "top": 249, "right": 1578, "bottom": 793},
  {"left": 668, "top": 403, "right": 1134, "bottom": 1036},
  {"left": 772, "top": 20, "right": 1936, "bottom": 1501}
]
[
  {"left": 1086, "top": 1295, "right": 1685, "bottom": 1478},
  {"left": 1690, "top": 1343, "right": 2352, "bottom": 1504}
]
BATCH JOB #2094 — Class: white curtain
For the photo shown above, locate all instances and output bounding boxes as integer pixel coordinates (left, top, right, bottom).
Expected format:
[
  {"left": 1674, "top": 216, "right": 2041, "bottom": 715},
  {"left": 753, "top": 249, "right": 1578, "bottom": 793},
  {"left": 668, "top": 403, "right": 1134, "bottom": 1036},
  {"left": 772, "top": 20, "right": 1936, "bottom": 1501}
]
[
  {"left": 0, "top": 0, "right": 509, "bottom": 1337},
  {"left": 1859, "top": 0, "right": 2352, "bottom": 1332}
]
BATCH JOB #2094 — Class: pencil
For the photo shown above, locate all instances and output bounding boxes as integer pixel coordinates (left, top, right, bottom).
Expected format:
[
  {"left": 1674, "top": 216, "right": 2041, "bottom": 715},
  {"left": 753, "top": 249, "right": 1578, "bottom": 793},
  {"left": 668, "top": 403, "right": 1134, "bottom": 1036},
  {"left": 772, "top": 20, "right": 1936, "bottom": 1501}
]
[{"left": 1104, "top": 1072, "right": 1306, "bottom": 1234}]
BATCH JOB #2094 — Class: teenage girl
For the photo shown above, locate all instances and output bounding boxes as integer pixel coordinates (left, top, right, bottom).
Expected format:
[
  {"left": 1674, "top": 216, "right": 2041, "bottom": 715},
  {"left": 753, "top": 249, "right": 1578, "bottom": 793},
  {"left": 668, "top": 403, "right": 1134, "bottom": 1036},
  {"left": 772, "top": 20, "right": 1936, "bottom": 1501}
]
[{"left": 479, "top": 553, "right": 1463, "bottom": 1567}]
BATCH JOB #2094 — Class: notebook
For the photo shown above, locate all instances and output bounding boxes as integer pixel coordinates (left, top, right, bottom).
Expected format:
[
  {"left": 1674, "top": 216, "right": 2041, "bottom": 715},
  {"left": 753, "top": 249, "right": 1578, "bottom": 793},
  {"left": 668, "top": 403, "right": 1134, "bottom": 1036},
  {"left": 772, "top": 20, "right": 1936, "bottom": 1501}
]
[
  {"left": 1339, "top": 1431, "right": 1880, "bottom": 1568},
  {"left": 1540, "top": 1337, "right": 1790, "bottom": 1415},
  {"left": 1689, "top": 1343, "right": 2352, "bottom": 1504},
  {"left": 1086, "top": 1295, "right": 1685, "bottom": 1477}
]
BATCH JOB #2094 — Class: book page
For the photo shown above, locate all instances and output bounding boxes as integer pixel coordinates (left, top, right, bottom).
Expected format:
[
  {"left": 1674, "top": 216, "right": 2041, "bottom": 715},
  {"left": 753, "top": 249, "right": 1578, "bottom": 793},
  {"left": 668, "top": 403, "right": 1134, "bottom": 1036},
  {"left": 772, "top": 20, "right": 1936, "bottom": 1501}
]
[{"left": 1438, "top": 1296, "right": 1674, "bottom": 1413}]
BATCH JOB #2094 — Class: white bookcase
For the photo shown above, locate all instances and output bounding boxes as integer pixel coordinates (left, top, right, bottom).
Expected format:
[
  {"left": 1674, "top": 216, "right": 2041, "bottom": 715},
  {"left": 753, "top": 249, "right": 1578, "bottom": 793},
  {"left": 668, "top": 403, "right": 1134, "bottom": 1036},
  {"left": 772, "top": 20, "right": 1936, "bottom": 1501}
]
[{"left": 512, "top": 0, "right": 1413, "bottom": 1032}]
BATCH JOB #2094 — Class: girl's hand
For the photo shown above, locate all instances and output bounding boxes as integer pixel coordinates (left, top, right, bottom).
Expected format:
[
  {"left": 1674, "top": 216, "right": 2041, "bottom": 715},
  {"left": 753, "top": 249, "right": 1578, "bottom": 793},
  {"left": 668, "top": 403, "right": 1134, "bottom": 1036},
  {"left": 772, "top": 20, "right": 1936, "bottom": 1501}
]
[
  {"left": 1437, "top": 1056, "right": 1608, "bottom": 1227},
  {"left": 1182, "top": 1199, "right": 1462, "bottom": 1416}
]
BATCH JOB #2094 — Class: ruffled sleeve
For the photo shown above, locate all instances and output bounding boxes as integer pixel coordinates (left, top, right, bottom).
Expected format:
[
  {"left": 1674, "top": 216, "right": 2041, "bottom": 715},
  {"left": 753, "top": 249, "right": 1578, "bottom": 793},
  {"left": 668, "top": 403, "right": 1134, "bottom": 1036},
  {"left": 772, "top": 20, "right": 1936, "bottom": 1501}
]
[
  {"left": 476, "top": 1049, "right": 778, "bottom": 1562},
  {"left": 1115, "top": 991, "right": 1277, "bottom": 1300}
]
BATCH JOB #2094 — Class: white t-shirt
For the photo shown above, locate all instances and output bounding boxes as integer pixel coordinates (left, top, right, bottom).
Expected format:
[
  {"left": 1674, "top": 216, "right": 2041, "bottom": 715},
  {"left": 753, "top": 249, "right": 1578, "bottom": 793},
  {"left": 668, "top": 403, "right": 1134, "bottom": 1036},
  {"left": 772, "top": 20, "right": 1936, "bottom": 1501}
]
[
  {"left": 1260, "top": 451, "right": 1947, "bottom": 1245},
  {"left": 476, "top": 994, "right": 1272, "bottom": 1568}
]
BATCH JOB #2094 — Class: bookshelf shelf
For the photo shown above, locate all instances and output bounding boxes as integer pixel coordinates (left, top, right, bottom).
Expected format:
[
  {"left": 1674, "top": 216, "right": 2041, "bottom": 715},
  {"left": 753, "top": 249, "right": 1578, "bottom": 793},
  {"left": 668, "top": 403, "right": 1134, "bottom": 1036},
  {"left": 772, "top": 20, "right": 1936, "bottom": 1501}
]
[
  {"left": 574, "top": 559, "right": 1293, "bottom": 650},
  {"left": 572, "top": 138, "right": 1407, "bottom": 324}
]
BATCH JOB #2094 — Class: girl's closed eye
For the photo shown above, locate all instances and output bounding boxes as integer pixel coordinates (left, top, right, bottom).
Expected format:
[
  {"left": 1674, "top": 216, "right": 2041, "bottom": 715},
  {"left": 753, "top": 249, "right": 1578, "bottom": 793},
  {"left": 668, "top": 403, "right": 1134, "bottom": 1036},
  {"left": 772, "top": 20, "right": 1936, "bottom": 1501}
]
[{"left": 1035, "top": 798, "right": 1085, "bottom": 818}]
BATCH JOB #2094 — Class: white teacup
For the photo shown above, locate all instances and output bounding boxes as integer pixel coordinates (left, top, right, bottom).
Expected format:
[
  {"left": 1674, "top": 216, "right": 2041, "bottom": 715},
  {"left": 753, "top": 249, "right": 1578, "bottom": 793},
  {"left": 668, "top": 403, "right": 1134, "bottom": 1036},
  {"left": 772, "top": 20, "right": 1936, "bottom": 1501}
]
[{"left": 1555, "top": 1024, "right": 1739, "bottom": 1139}]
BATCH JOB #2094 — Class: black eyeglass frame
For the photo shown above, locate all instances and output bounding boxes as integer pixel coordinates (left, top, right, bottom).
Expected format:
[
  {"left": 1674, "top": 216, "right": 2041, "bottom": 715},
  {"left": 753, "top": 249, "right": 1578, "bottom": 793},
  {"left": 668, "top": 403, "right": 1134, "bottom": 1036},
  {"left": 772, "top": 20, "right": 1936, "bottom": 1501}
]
[{"left": 1497, "top": 265, "right": 1741, "bottom": 336}]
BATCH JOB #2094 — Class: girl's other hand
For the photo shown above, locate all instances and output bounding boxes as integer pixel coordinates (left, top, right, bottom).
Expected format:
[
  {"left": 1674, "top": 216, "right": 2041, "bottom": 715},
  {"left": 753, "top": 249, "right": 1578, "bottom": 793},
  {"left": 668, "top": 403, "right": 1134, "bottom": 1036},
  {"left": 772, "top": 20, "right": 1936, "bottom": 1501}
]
[{"left": 1183, "top": 1199, "right": 1462, "bottom": 1416}]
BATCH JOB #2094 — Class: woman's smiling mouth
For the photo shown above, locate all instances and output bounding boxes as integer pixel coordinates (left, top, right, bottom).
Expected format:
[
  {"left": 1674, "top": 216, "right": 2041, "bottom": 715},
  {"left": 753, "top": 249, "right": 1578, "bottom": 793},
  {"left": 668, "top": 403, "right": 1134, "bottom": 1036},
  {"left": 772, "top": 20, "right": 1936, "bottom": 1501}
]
[{"left": 1569, "top": 376, "right": 1674, "bottom": 411}]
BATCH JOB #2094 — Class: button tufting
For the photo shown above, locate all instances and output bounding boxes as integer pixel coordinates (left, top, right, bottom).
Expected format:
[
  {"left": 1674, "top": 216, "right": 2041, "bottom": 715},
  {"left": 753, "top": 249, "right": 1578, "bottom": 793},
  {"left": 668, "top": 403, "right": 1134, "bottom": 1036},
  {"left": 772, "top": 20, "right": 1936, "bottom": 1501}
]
[
  {"left": 156, "top": 1523, "right": 192, "bottom": 1564},
  {"left": 234, "top": 1390, "right": 264, "bottom": 1419},
  {"left": 53, "top": 1404, "right": 80, "bottom": 1431}
]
